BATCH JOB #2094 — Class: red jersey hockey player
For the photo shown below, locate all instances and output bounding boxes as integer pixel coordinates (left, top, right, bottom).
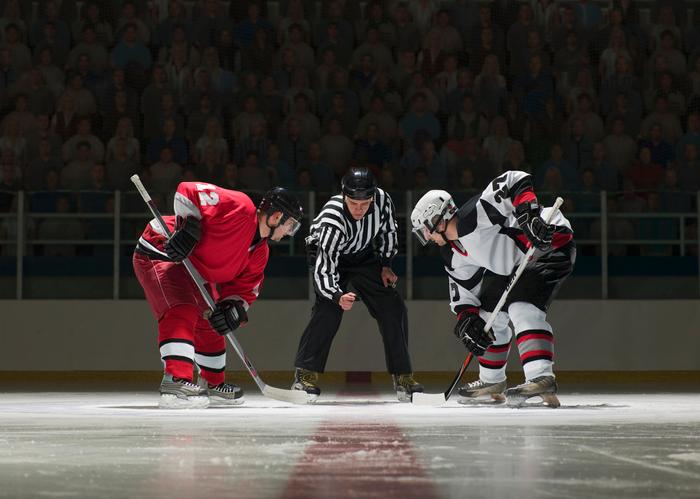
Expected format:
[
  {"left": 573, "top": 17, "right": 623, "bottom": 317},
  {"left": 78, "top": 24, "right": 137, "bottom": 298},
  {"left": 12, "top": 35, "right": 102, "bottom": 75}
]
[{"left": 133, "top": 183, "right": 303, "bottom": 408}]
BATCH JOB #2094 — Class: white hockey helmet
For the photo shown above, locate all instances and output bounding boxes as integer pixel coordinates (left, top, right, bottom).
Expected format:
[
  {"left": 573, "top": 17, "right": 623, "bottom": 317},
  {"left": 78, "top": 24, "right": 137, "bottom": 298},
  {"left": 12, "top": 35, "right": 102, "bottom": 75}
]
[{"left": 410, "top": 190, "right": 458, "bottom": 245}]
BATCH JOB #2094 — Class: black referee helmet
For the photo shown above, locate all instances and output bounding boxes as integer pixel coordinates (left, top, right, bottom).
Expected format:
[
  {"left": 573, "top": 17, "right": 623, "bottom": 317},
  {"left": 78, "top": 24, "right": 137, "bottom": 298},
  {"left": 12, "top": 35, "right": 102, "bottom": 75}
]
[{"left": 341, "top": 167, "right": 377, "bottom": 200}]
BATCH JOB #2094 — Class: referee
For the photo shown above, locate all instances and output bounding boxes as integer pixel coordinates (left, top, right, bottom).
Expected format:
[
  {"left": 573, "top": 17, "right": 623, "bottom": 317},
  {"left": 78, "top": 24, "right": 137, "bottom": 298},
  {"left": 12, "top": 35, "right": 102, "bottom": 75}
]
[{"left": 292, "top": 167, "right": 423, "bottom": 402}]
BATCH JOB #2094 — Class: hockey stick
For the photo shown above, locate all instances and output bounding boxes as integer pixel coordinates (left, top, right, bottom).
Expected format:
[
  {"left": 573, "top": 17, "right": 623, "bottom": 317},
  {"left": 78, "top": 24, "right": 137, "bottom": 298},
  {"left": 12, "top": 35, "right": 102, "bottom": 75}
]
[
  {"left": 412, "top": 197, "right": 564, "bottom": 406},
  {"left": 130, "top": 175, "right": 309, "bottom": 404}
]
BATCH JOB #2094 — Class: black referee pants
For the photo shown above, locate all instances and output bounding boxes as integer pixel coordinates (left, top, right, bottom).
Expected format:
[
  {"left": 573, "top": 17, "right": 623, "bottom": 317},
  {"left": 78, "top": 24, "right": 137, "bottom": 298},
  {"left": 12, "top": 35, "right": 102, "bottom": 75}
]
[{"left": 294, "top": 250, "right": 412, "bottom": 375}]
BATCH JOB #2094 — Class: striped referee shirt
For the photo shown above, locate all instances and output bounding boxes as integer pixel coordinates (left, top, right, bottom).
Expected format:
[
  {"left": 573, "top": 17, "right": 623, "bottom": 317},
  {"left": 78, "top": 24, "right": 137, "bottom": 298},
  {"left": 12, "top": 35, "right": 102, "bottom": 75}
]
[{"left": 311, "top": 188, "right": 398, "bottom": 301}]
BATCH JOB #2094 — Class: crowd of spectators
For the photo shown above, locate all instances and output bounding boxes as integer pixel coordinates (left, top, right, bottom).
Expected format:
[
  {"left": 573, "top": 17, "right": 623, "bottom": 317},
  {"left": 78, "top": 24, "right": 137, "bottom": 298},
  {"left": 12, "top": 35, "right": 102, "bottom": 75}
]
[{"left": 1, "top": 0, "right": 700, "bottom": 258}]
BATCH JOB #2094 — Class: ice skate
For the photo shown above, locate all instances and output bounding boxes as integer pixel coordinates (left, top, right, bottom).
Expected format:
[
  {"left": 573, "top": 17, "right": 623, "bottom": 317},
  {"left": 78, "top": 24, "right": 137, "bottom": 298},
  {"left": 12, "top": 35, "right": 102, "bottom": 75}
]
[
  {"left": 457, "top": 379, "right": 507, "bottom": 404},
  {"left": 393, "top": 374, "right": 424, "bottom": 402},
  {"left": 199, "top": 379, "right": 244, "bottom": 406},
  {"left": 505, "top": 376, "right": 560, "bottom": 408},
  {"left": 291, "top": 368, "right": 321, "bottom": 402},
  {"left": 159, "top": 374, "right": 210, "bottom": 409}
]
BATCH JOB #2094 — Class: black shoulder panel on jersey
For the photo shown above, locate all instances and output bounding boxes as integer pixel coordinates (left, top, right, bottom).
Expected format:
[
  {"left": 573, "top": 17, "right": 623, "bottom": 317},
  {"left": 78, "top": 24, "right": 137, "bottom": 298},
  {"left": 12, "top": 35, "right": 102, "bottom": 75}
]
[
  {"left": 480, "top": 199, "right": 507, "bottom": 227},
  {"left": 439, "top": 244, "right": 454, "bottom": 269},
  {"left": 509, "top": 175, "right": 534, "bottom": 202},
  {"left": 450, "top": 267, "right": 486, "bottom": 292},
  {"left": 456, "top": 195, "right": 479, "bottom": 236}
]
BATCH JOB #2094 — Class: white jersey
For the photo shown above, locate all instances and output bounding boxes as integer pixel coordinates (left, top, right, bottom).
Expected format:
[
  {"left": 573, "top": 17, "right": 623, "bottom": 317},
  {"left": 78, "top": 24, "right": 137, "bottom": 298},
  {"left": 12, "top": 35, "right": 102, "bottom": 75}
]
[{"left": 450, "top": 171, "right": 573, "bottom": 277}]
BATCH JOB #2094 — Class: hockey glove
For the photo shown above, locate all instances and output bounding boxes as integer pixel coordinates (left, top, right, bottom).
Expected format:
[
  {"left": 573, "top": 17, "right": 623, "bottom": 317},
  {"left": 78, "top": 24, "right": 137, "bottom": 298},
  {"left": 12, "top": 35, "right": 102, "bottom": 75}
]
[
  {"left": 164, "top": 216, "right": 201, "bottom": 262},
  {"left": 305, "top": 235, "right": 319, "bottom": 269},
  {"left": 208, "top": 299, "right": 248, "bottom": 335},
  {"left": 515, "top": 201, "right": 554, "bottom": 251},
  {"left": 454, "top": 308, "right": 494, "bottom": 357}
]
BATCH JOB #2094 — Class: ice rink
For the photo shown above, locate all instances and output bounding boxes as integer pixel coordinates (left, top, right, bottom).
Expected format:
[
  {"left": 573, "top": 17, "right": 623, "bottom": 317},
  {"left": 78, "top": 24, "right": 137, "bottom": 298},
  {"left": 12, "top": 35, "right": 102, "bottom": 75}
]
[{"left": 1, "top": 387, "right": 699, "bottom": 499}]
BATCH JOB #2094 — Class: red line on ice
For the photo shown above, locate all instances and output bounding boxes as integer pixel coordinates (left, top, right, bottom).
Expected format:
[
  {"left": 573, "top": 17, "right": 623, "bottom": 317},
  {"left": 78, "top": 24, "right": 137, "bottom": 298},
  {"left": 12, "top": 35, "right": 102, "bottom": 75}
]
[{"left": 281, "top": 421, "right": 438, "bottom": 499}]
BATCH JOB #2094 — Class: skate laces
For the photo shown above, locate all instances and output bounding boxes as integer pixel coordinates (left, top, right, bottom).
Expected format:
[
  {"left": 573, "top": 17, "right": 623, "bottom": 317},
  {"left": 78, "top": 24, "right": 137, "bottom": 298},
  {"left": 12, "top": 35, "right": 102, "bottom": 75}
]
[
  {"left": 209, "top": 382, "right": 238, "bottom": 393},
  {"left": 396, "top": 374, "right": 418, "bottom": 387},
  {"left": 172, "top": 376, "right": 199, "bottom": 388},
  {"left": 466, "top": 379, "right": 488, "bottom": 389},
  {"left": 299, "top": 370, "right": 319, "bottom": 386}
]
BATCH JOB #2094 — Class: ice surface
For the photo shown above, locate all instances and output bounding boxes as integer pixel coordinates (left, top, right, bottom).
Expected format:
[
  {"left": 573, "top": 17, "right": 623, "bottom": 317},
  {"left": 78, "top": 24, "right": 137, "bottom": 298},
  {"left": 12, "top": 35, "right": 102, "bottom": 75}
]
[{"left": 1, "top": 391, "right": 699, "bottom": 498}]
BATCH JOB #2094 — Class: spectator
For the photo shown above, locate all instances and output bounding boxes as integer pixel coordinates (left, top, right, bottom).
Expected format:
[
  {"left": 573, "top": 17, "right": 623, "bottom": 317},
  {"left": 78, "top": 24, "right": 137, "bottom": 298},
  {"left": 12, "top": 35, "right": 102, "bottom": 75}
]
[
  {"left": 0, "top": 117, "right": 26, "bottom": 164},
  {"left": 235, "top": 120, "right": 270, "bottom": 166},
  {"left": 402, "top": 140, "right": 449, "bottom": 189},
  {"left": 638, "top": 123, "right": 674, "bottom": 168},
  {"left": 158, "top": 23, "right": 200, "bottom": 68},
  {"left": 363, "top": 70, "right": 401, "bottom": 117},
  {"left": 392, "top": 3, "right": 420, "bottom": 53},
  {"left": 450, "top": 136, "right": 496, "bottom": 190},
  {"left": 147, "top": 117, "right": 188, "bottom": 165},
  {"left": 352, "top": 27, "right": 393, "bottom": 71},
  {"left": 26, "top": 114, "right": 62, "bottom": 162},
  {"left": 354, "top": 123, "right": 392, "bottom": 170},
  {"left": 242, "top": 27, "right": 276, "bottom": 75},
  {"left": 399, "top": 93, "right": 440, "bottom": 144},
  {"left": 296, "top": 166, "right": 313, "bottom": 191},
  {"left": 238, "top": 151, "right": 272, "bottom": 191},
  {"left": 21, "top": 70, "right": 55, "bottom": 117},
  {"left": 319, "top": 118, "right": 353, "bottom": 176},
  {"left": 627, "top": 147, "right": 664, "bottom": 190},
  {"left": 61, "top": 141, "right": 95, "bottom": 190},
  {"left": 676, "top": 143, "right": 700, "bottom": 191},
  {"left": 393, "top": 49, "right": 419, "bottom": 94},
  {"left": 638, "top": 192, "right": 673, "bottom": 256},
  {"left": 61, "top": 73, "right": 97, "bottom": 117},
  {"left": 38, "top": 196, "right": 84, "bottom": 257},
  {"left": 502, "top": 141, "right": 530, "bottom": 174},
  {"left": 599, "top": 55, "right": 641, "bottom": 116},
  {"left": 2, "top": 23, "right": 31, "bottom": 71},
  {"left": 305, "top": 142, "right": 334, "bottom": 192},
  {"left": 606, "top": 92, "right": 642, "bottom": 138},
  {"left": 473, "top": 55, "right": 507, "bottom": 118},
  {"left": 0, "top": 162, "right": 20, "bottom": 211},
  {"left": 278, "top": 1, "right": 310, "bottom": 46},
  {"left": 676, "top": 113, "right": 700, "bottom": 159},
  {"left": 589, "top": 142, "right": 621, "bottom": 192},
  {"left": 111, "top": 23, "right": 153, "bottom": 70},
  {"left": 149, "top": 146, "right": 183, "bottom": 194},
  {"left": 193, "top": 0, "right": 230, "bottom": 50},
  {"left": 640, "top": 96, "right": 682, "bottom": 144},
  {"left": 647, "top": 72, "right": 685, "bottom": 116},
  {"left": 106, "top": 117, "right": 140, "bottom": 163},
  {"left": 194, "top": 146, "right": 226, "bottom": 184},
  {"left": 72, "top": 2, "right": 114, "bottom": 47},
  {"left": 573, "top": 168, "right": 601, "bottom": 215},
  {"left": 68, "top": 25, "right": 109, "bottom": 74},
  {"left": 278, "top": 118, "right": 309, "bottom": 170},
  {"left": 197, "top": 47, "right": 235, "bottom": 95},
  {"left": 284, "top": 93, "right": 321, "bottom": 143},
  {"left": 482, "top": 116, "right": 515, "bottom": 173},
  {"left": 195, "top": 118, "right": 228, "bottom": 165},
  {"left": 234, "top": 3, "right": 272, "bottom": 49},
  {"left": 324, "top": 92, "right": 358, "bottom": 138},
  {"left": 24, "top": 139, "right": 62, "bottom": 190},
  {"left": 603, "top": 118, "right": 637, "bottom": 174},
  {"left": 566, "top": 93, "right": 605, "bottom": 143},
  {"left": 513, "top": 53, "right": 553, "bottom": 116},
  {"left": 404, "top": 71, "right": 439, "bottom": 114},
  {"left": 357, "top": 95, "right": 398, "bottom": 145},
  {"left": 219, "top": 162, "right": 239, "bottom": 190},
  {"left": 283, "top": 69, "right": 315, "bottom": 114},
  {"left": 266, "top": 143, "right": 294, "bottom": 189},
  {"left": 590, "top": 197, "right": 635, "bottom": 256},
  {"left": 574, "top": 0, "right": 602, "bottom": 33},
  {"left": 566, "top": 67, "right": 598, "bottom": 115},
  {"left": 563, "top": 118, "right": 594, "bottom": 172},
  {"left": 598, "top": 28, "right": 631, "bottom": 79},
  {"left": 447, "top": 94, "right": 489, "bottom": 141},
  {"left": 350, "top": 54, "right": 376, "bottom": 94},
  {"left": 660, "top": 168, "right": 693, "bottom": 213},
  {"left": 106, "top": 138, "right": 139, "bottom": 191},
  {"left": 426, "top": 8, "right": 462, "bottom": 53},
  {"left": 282, "top": 23, "right": 314, "bottom": 70},
  {"left": 650, "top": 29, "right": 687, "bottom": 77},
  {"left": 528, "top": 96, "right": 565, "bottom": 165},
  {"left": 357, "top": 1, "right": 395, "bottom": 45},
  {"left": 62, "top": 118, "right": 104, "bottom": 163},
  {"left": 536, "top": 143, "right": 579, "bottom": 190}
]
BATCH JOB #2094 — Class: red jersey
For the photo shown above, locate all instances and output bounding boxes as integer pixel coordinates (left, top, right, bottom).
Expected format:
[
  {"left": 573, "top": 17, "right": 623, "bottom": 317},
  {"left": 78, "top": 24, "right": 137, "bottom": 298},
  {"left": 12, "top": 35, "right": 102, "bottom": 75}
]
[{"left": 137, "top": 182, "right": 269, "bottom": 308}]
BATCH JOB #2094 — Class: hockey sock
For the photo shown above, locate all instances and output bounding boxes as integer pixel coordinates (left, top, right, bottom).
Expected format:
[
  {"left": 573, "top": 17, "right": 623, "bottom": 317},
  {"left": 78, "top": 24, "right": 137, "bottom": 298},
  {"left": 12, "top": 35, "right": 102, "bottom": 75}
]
[{"left": 158, "top": 304, "right": 200, "bottom": 381}]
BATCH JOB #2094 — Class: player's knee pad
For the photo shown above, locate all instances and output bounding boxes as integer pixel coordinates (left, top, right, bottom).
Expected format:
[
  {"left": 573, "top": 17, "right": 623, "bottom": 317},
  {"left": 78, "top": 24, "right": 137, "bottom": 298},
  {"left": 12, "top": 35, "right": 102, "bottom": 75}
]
[{"left": 507, "top": 302, "right": 552, "bottom": 334}]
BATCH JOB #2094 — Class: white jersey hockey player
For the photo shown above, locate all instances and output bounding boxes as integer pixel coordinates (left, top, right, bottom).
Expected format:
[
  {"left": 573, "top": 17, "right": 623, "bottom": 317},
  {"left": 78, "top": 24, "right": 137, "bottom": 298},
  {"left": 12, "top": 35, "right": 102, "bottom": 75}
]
[{"left": 411, "top": 171, "right": 576, "bottom": 407}]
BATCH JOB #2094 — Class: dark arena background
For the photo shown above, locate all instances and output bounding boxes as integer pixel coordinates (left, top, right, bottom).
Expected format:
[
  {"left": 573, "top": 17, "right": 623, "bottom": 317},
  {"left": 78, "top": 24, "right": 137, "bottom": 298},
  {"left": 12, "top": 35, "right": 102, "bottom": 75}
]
[{"left": 1, "top": 0, "right": 699, "bottom": 498}]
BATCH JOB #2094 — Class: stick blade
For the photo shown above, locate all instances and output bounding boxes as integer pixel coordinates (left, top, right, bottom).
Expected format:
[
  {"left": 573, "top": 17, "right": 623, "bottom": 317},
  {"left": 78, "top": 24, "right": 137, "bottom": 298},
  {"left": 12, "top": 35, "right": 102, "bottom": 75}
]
[
  {"left": 411, "top": 392, "right": 447, "bottom": 406},
  {"left": 262, "top": 385, "right": 311, "bottom": 404}
]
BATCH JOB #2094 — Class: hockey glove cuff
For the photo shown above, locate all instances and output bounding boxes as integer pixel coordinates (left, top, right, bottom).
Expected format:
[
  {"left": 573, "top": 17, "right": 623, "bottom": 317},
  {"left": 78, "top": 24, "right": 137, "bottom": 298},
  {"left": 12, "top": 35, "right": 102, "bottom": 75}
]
[
  {"left": 515, "top": 201, "right": 554, "bottom": 251},
  {"left": 208, "top": 299, "right": 248, "bottom": 335},
  {"left": 164, "top": 216, "right": 201, "bottom": 262},
  {"left": 454, "top": 308, "right": 494, "bottom": 357}
]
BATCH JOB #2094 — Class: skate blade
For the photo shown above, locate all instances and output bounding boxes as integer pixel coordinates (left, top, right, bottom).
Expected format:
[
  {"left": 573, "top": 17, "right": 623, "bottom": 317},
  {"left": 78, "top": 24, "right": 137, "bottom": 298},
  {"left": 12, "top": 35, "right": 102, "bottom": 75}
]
[
  {"left": 506, "top": 392, "right": 559, "bottom": 408},
  {"left": 306, "top": 394, "right": 319, "bottom": 404},
  {"left": 458, "top": 393, "right": 505, "bottom": 406},
  {"left": 159, "top": 394, "right": 210, "bottom": 409},
  {"left": 208, "top": 396, "right": 245, "bottom": 407},
  {"left": 397, "top": 391, "right": 412, "bottom": 403}
]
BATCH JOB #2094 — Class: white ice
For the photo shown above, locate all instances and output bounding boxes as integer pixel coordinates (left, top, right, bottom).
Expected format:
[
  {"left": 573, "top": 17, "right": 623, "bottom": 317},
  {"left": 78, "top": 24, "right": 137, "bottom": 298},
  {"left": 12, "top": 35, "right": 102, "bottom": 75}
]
[{"left": 1, "top": 391, "right": 699, "bottom": 498}]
